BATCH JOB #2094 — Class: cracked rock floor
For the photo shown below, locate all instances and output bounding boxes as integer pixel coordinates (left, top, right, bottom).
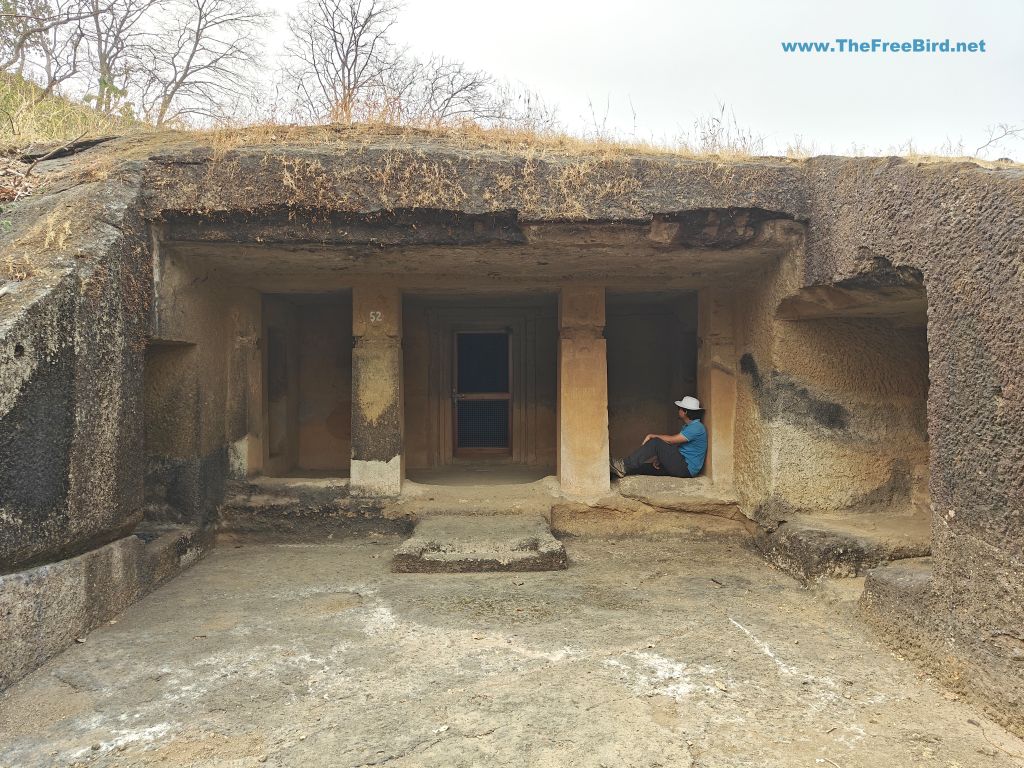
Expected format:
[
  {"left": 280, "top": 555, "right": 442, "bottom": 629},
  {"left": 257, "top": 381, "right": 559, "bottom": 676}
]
[{"left": 1, "top": 531, "right": 1023, "bottom": 767}]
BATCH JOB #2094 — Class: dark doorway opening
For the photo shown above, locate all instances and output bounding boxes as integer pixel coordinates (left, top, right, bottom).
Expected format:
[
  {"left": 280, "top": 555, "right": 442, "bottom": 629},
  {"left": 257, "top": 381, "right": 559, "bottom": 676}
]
[
  {"left": 606, "top": 292, "right": 699, "bottom": 460},
  {"left": 262, "top": 292, "right": 352, "bottom": 477},
  {"left": 454, "top": 331, "right": 511, "bottom": 455}
]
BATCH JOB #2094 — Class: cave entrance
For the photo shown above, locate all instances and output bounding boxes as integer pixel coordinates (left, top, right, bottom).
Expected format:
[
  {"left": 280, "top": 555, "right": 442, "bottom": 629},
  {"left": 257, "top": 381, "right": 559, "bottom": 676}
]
[
  {"left": 606, "top": 291, "right": 699, "bottom": 464},
  {"left": 262, "top": 292, "right": 352, "bottom": 478}
]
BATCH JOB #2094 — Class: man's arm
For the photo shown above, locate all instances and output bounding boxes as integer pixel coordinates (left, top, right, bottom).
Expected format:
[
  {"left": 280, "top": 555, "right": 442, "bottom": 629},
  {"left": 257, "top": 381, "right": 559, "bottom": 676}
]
[{"left": 643, "top": 432, "right": 688, "bottom": 445}]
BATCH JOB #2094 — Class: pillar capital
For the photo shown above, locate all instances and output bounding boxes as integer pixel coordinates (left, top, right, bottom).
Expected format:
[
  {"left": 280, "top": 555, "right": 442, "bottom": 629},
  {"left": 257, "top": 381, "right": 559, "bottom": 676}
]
[
  {"left": 352, "top": 284, "right": 401, "bottom": 340},
  {"left": 559, "top": 285, "right": 605, "bottom": 334}
]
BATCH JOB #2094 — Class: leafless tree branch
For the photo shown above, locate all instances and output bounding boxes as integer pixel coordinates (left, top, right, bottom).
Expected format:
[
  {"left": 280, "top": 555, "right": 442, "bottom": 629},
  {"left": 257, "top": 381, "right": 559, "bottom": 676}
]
[
  {"left": 132, "top": 0, "right": 271, "bottom": 125},
  {"left": 283, "top": 0, "right": 399, "bottom": 123},
  {"left": 1, "top": 0, "right": 95, "bottom": 77},
  {"left": 975, "top": 123, "right": 1023, "bottom": 157},
  {"left": 81, "top": 0, "right": 163, "bottom": 114}
]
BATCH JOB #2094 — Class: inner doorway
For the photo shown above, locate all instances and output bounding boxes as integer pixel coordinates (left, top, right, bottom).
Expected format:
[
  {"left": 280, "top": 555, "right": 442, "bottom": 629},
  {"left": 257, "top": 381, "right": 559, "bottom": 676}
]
[
  {"left": 454, "top": 331, "right": 511, "bottom": 456},
  {"left": 261, "top": 292, "right": 352, "bottom": 478},
  {"left": 402, "top": 293, "right": 557, "bottom": 477}
]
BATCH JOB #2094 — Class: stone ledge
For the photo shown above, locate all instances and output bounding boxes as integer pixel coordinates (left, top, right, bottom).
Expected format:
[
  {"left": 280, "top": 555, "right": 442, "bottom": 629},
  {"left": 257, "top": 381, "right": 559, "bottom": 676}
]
[
  {"left": 217, "top": 477, "right": 413, "bottom": 541},
  {"left": 756, "top": 512, "right": 931, "bottom": 583},
  {"left": 551, "top": 475, "right": 752, "bottom": 537},
  {"left": 614, "top": 475, "right": 741, "bottom": 513},
  {"left": 392, "top": 514, "right": 567, "bottom": 573},
  {"left": 550, "top": 501, "right": 749, "bottom": 538},
  {"left": 0, "top": 525, "right": 210, "bottom": 690}
]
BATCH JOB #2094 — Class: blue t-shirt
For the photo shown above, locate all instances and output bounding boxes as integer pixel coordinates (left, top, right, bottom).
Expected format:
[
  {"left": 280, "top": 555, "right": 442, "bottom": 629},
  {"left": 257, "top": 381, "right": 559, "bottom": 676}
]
[{"left": 678, "top": 419, "right": 707, "bottom": 476}]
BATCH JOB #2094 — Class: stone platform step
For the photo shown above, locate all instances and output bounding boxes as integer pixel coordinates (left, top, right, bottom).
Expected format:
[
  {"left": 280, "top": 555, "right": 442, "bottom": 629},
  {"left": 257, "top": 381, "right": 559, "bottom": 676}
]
[
  {"left": 392, "top": 513, "right": 567, "bottom": 573},
  {"left": 755, "top": 511, "right": 932, "bottom": 583},
  {"left": 218, "top": 477, "right": 412, "bottom": 540},
  {"left": 615, "top": 475, "right": 741, "bottom": 515}
]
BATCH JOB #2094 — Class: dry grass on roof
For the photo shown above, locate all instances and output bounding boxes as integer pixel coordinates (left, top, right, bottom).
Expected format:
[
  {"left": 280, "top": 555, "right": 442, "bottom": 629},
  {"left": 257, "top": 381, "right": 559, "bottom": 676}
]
[
  {"left": 79, "top": 120, "right": 782, "bottom": 167},
  {"left": 183, "top": 120, "right": 771, "bottom": 161},
  {"left": 0, "top": 66, "right": 1018, "bottom": 170},
  {"left": 65, "top": 120, "right": 1024, "bottom": 172},
  {"left": 71, "top": 118, "right": 1022, "bottom": 167}
]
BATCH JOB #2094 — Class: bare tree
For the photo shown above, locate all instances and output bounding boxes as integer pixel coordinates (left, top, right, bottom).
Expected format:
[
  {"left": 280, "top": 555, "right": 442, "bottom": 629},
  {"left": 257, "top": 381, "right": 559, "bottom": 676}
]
[
  {"left": 4, "top": 0, "right": 557, "bottom": 135},
  {"left": 284, "top": 0, "right": 399, "bottom": 124},
  {"left": 411, "top": 57, "right": 497, "bottom": 124},
  {"left": 486, "top": 82, "right": 560, "bottom": 132},
  {"left": 1, "top": 0, "right": 49, "bottom": 73},
  {"left": 1, "top": 0, "right": 92, "bottom": 82},
  {"left": 82, "top": 0, "right": 160, "bottom": 114},
  {"left": 282, "top": 0, "right": 553, "bottom": 130},
  {"left": 372, "top": 55, "right": 495, "bottom": 125},
  {"left": 133, "top": 0, "right": 270, "bottom": 125},
  {"left": 34, "top": 2, "right": 87, "bottom": 95}
]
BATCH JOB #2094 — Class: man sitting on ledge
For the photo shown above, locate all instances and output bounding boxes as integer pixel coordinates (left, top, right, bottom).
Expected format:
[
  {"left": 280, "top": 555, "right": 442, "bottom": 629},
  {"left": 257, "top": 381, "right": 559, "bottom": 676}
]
[{"left": 610, "top": 396, "right": 707, "bottom": 479}]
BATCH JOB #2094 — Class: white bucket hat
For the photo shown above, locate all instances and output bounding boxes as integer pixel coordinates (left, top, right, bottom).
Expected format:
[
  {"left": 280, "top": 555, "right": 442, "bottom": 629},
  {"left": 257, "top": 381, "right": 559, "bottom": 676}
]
[{"left": 674, "top": 396, "right": 702, "bottom": 410}]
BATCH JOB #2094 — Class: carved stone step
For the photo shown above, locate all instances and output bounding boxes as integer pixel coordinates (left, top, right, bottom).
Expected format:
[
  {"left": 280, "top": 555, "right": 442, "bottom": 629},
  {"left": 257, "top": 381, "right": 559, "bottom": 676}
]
[{"left": 393, "top": 513, "right": 566, "bottom": 573}]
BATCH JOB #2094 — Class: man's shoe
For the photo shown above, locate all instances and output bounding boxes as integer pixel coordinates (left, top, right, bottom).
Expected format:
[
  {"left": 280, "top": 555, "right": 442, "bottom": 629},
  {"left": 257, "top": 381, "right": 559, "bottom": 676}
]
[{"left": 610, "top": 459, "right": 626, "bottom": 479}]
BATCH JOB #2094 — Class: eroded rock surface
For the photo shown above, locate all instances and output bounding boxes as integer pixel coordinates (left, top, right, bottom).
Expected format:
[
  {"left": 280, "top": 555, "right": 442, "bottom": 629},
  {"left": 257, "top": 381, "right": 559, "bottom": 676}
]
[{"left": 2, "top": 536, "right": 1022, "bottom": 768}]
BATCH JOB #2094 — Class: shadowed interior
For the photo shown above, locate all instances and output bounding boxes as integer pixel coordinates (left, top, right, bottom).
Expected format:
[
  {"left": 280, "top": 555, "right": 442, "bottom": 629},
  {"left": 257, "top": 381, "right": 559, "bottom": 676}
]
[
  {"left": 262, "top": 292, "right": 353, "bottom": 477},
  {"left": 606, "top": 292, "right": 698, "bottom": 461}
]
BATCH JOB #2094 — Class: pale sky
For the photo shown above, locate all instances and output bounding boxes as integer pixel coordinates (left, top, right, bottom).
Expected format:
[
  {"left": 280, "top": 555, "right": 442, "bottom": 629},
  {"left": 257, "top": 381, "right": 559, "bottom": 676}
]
[{"left": 258, "top": 0, "right": 1024, "bottom": 157}]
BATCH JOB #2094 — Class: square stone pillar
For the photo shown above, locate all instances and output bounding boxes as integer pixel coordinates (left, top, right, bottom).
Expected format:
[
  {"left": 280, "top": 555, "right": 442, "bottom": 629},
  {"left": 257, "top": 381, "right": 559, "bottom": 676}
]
[
  {"left": 697, "top": 288, "right": 736, "bottom": 488},
  {"left": 350, "top": 285, "right": 403, "bottom": 497},
  {"left": 558, "top": 286, "right": 610, "bottom": 497}
]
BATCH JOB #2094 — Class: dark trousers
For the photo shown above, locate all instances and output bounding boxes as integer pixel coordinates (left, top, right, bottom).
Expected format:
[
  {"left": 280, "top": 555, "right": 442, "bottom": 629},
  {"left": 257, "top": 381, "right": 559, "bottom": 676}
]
[{"left": 623, "top": 438, "right": 692, "bottom": 478}]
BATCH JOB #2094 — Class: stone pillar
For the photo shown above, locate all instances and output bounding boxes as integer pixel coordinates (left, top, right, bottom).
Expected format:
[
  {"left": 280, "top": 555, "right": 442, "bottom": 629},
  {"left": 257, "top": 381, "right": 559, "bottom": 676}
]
[
  {"left": 697, "top": 288, "right": 736, "bottom": 488},
  {"left": 558, "top": 285, "right": 610, "bottom": 496},
  {"left": 350, "top": 285, "right": 403, "bottom": 497}
]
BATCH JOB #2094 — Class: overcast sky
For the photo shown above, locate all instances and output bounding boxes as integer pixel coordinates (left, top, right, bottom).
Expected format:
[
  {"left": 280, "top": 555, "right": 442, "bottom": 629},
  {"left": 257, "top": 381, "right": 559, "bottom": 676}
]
[{"left": 260, "top": 0, "right": 1024, "bottom": 157}]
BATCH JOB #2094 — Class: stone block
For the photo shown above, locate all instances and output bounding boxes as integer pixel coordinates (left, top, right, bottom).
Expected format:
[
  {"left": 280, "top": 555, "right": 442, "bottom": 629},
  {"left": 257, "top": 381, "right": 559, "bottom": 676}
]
[
  {"left": 755, "top": 512, "right": 931, "bottom": 583},
  {"left": 393, "top": 514, "right": 567, "bottom": 573},
  {"left": 0, "top": 526, "right": 210, "bottom": 690}
]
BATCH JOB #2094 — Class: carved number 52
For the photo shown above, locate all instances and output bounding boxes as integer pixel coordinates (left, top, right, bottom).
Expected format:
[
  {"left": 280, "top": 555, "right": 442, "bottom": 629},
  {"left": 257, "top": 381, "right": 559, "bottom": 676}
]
[{"left": 369, "top": 311, "right": 383, "bottom": 324}]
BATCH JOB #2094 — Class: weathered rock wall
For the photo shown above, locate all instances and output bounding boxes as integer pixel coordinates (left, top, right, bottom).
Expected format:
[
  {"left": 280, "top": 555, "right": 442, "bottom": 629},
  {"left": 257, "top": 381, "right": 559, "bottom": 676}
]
[
  {"left": 735, "top": 297, "right": 929, "bottom": 523},
  {"left": 802, "top": 157, "right": 1024, "bottom": 732},
  {"left": 138, "top": 137, "right": 810, "bottom": 223},
  {"left": 1, "top": 170, "right": 150, "bottom": 572},
  {"left": 146, "top": 244, "right": 261, "bottom": 522},
  {"left": 772, "top": 316, "right": 927, "bottom": 513}
]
